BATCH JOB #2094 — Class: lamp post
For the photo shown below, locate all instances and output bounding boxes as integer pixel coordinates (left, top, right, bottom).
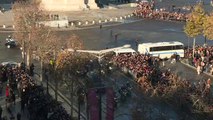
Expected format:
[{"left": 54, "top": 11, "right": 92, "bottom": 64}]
[
  {"left": 20, "top": 40, "right": 26, "bottom": 64},
  {"left": 77, "top": 87, "right": 85, "bottom": 120},
  {"left": 44, "top": 68, "right": 49, "bottom": 94}
]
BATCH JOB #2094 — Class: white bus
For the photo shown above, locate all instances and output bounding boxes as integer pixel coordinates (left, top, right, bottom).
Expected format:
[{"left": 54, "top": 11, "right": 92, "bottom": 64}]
[
  {"left": 138, "top": 41, "right": 184, "bottom": 59},
  {"left": 114, "top": 48, "right": 136, "bottom": 56}
]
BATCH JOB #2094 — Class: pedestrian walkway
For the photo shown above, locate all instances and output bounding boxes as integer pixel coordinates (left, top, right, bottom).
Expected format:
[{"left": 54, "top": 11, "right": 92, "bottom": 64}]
[
  {"left": 161, "top": 60, "right": 211, "bottom": 83},
  {"left": 0, "top": 81, "right": 29, "bottom": 120},
  {"left": 0, "top": 96, "right": 29, "bottom": 120}
]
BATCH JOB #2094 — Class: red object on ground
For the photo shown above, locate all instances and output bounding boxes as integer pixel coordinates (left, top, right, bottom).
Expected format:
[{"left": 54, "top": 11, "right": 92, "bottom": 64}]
[
  {"left": 6, "top": 86, "right": 9, "bottom": 97},
  {"left": 106, "top": 88, "right": 115, "bottom": 120},
  {"left": 88, "top": 89, "right": 99, "bottom": 120}
]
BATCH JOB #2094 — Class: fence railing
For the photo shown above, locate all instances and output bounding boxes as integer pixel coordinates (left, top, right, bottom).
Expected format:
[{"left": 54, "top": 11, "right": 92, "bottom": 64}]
[{"left": 34, "top": 72, "right": 87, "bottom": 120}]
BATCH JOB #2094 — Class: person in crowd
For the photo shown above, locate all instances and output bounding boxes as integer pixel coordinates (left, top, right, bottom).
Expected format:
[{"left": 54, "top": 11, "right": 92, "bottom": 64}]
[
  {"left": 197, "top": 64, "right": 201, "bottom": 75},
  {"left": 185, "top": 45, "right": 213, "bottom": 75},
  {"left": 20, "top": 62, "right": 25, "bottom": 71},
  {"left": 5, "top": 84, "right": 10, "bottom": 108},
  {"left": 11, "top": 91, "right": 15, "bottom": 105},
  {"left": 30, "top": 63, "right": 34, "bottom": 76},
  {"left": 17, "top": 112, "right": 21, "bottom": 120},
  {"left": 0, "top": 106, "right": 2, "bottom": 120},
  {"left": 110, "top": 30, "right": 113, "bottom": 37},
  {"left": 17, "top": 81, "right": 21, "bottom": 97},
  {"left": 21, "top": 89, "right": 25, "bottom": 112}
]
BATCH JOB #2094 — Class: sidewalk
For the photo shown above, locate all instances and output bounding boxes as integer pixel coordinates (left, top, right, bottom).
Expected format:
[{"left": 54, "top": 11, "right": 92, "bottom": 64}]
[
  {"left": 34, "top": 76, "right": 87, "bottom": 120},
  {"left": 0, "top": 85, "right": 29, "bottom": 120}
]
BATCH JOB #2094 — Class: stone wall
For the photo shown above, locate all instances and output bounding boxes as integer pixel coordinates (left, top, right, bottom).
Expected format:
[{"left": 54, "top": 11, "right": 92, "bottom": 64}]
[{"left": 40, "top": 0, "right": 98, "bottom": 11}]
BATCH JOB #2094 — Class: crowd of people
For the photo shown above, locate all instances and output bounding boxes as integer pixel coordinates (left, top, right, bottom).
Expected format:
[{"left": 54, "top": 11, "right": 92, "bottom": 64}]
[
  {"left": 133, "top": 1, "right": 188, "bottom": 22},
  {"left": 0, "top": 63, "right": 71, "bottom": 120},
  {"left": 111, "top": 53, "right": 160, "bottom": 80},
  {"left": 185, "top": 46, "right": 213, "bottom": 75},
  {"left": 111, "top": 53, "right": 212, "bottom": 113}
]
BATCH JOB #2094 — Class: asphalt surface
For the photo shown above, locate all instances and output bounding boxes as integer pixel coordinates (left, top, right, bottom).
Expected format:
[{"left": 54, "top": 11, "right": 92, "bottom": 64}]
[
  {"left": 1, "top": 10, "right": 213, "bottom": 120},
  {"left": 0, "top": 0, "right": 213, "bottom": 120},
  {"left": 0, "top": 33, "right": 22, "bottom": 63}
]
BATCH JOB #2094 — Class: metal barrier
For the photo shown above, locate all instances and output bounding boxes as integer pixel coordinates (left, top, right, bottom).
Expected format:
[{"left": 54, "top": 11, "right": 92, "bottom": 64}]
[
  {"left": 47, "top": 82, "right": 87, "bottom": 120},
  {"left": 34, "top": 72, "right": 87, "bottom": 120}
]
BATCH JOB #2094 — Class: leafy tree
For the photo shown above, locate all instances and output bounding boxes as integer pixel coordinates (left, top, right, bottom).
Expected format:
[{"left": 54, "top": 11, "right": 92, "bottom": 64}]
[
  {"left": 12, "top": 0, "right": 65, "bottom": 83},
  {"left": 184, "top": 3, "right": 206, "bottom": 57},
  {"left": 203, "top": 13, "right": 213, "bottom": 40},
  {"left": 12, "top": 0, "right": 49, "bottom": 67},
  {"left": 65, "top": 34, "right": 84, "bottom": 50},
  {"left": 55, "top": 51, "right": 94, "bottom": 116}
]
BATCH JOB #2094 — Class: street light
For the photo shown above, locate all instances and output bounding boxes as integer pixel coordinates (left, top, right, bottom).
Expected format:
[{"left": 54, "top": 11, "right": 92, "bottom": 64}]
[
  {"left": 20, "top": 40, "right": 26, "bottom": 65},
  {"left": 77, "top": 87, "right": 86, "bottom": 120}
]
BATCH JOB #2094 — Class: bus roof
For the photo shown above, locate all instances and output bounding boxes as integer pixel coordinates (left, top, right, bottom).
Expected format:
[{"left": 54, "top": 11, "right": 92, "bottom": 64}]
[
  {"left": 139, "top": 41, "right": 183, "bottom": 47},
  {"left": 114, "top": 48, "right": 136, "bottom": 54}
]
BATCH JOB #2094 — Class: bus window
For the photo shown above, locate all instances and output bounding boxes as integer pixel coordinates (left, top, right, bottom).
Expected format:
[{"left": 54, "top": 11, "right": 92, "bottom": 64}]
[
  {"left": 150, "top": 46, "right": 173, "bottom": 52},
  {"left": 174, "top": 45, "right": 183, "bottom": 50}
]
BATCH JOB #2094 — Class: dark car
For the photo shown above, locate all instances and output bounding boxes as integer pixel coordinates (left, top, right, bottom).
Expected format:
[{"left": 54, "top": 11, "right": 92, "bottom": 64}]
[{"left": 5, "top": 38, "right": 18, "bottom": 48}]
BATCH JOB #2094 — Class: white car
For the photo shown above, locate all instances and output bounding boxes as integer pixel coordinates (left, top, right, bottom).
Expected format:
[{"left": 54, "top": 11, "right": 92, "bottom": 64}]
[{"left": 1, "top": 61, "right": 19, "bottom": 68}]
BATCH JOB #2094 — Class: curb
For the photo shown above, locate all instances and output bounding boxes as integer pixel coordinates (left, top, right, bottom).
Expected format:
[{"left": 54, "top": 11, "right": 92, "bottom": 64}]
[
  {"left": 0, "top": 14, "right": 135, "bottom": 31},
  {"left": 0, "top": 18, "right": 143, "bottom": 33}
]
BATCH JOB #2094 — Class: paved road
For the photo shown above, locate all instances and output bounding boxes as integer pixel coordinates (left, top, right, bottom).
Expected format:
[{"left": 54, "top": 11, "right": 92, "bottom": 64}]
[
  {"left": 1, "top": 18, "right": 213, "bottom": 51},
  {"left": 1, "top": 12, "right": 213, "bottom": 120},
  {"left": 66, "top": 19, "right": 213, "bottom": 50},
  {"left": 0, "top": 1, "right": 213, "bottom": 120},
  {"left": 0, "top": 33, "right": 22, "bottom": 63}
]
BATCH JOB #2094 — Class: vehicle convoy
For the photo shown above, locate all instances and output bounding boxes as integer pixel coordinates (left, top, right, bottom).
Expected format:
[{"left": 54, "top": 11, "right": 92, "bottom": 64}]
[
  {"left": 66, "top": 41, "right": 184, "bottom": 59},
  {"left": 112, "top": 41, "right": 184, "bottom": 59}
]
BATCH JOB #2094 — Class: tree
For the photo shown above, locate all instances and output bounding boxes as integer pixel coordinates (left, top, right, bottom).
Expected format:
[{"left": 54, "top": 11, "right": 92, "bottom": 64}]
[
  {"left": 53, "top": 34, "right": 88, "bottom": 117},
  {"left": 12, "top": 0, "right": 48, "bottom": 67},
  {"left": 65, "top": 34, "right": 84, "bottom": 50},
  {"left": 55, "top": 51, "right": 94, "bottom": 117},
  {"left": 12, "top": 0, "right": 66, "bottom": 85},
  {"left": 33, "top": 26, "right": 63, "bottom": 82},
  {"left": 203, "top": 13, "right": 213, "bottom": 40},
  {"left": 184, "top": 3, "right": 206, "bottom": 57}
]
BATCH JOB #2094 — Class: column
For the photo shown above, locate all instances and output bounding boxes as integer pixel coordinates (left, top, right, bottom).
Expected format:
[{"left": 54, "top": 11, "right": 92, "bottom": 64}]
[{"left": 88, "top": 0, "right": 99, "bottom": 9}]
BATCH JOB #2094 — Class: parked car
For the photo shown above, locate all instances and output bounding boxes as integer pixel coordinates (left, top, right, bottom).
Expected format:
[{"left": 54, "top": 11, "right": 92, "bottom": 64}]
[
  {"left": 5, "top": 36, "right": 18, "bottom": 48},
  {"left": 1, "top": 61, "right": 19, "bottom": 68}
]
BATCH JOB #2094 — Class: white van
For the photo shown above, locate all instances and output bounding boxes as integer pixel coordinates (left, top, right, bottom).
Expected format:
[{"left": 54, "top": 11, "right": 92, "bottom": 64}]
[
  {"left": 114, "top": 48, "right": 136, "bottom": 56},
  {"left": 138, "top": 41, "right": 184, "bottom": 59}
]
